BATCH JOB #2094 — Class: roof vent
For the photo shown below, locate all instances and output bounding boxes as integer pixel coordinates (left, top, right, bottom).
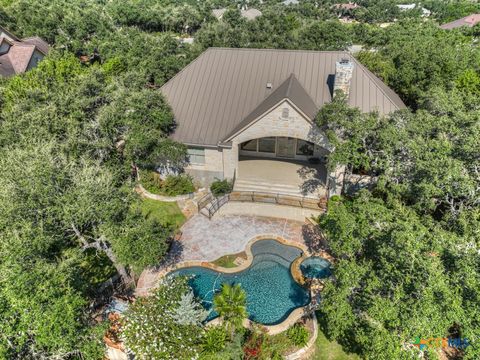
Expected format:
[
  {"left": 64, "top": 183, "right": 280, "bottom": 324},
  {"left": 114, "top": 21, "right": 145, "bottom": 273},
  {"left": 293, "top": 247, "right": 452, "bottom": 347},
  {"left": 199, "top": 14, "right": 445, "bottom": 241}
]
[{"left": 266, "top": 82, "right": 272, "bottom": 89}]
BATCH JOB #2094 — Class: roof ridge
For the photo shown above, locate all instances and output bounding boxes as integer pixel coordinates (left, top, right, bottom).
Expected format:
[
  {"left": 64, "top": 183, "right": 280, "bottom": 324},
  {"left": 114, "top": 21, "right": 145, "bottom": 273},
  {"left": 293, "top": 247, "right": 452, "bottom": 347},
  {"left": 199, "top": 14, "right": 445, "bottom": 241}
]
[
  {"left": 208, "top": 47, "right": 350, "bottom": 55},
  {"left": 285, "top": 73, "right": 295, "bottom": 97}
]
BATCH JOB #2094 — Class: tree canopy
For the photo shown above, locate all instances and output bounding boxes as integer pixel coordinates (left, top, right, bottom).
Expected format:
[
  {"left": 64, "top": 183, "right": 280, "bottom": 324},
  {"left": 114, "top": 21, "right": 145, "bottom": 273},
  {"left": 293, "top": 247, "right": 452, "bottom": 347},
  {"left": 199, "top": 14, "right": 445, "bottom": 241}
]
[{"left": 0, "top": 0, "right": 478, "bottom": 358}]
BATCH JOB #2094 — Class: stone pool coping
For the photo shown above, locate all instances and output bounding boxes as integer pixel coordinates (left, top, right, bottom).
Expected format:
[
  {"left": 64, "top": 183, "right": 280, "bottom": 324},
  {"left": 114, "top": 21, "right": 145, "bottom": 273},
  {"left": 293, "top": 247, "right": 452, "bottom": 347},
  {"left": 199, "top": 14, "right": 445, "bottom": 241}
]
[{"left": 155, "top": 234, "right": 312, "bottom": 335}]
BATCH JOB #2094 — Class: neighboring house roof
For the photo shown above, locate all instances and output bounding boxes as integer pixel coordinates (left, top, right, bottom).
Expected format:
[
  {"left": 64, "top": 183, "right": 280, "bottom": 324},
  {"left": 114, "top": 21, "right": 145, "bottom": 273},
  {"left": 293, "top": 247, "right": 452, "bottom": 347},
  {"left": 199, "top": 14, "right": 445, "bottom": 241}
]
[
  {"left": 397, "top": 4, "right": 431, "bottom": 17},
  {"left": 0, "top": 25, "right": 20, "bottom": 41},
  {"left": 347, "top": 44, "right": 364, "bottom": 54},
  {"left": 212, "top": 8, "right": 227, "bottom": 19},
  {"left": 160, "top": 48, "right": 406, "bottom": 146},
  {"left": 283, "top": 0, "right": 299, "bottom": 5},
  {"left": 440, "top": 14, "right": 480, "bottom": 30},
  {"left": 240, "top": 8, "right": 262, "bottom": 20},
  {"left": 22, "top": 36, "right": 49, "bottom": 55},
  {"left": 334, "top": 3, "right": 360, "bottom": 10},
  {"left": 6, "top": 44, "right": 35, "bottom": 73},
  {"left": 397, "top": 4, "right": 416, "bottom": 10},
  {"left": 0, "top": 27, "right": 49, "bottom": 77},
  {"left": 212, "top": 8, "right": 262, "bottom": 21}
]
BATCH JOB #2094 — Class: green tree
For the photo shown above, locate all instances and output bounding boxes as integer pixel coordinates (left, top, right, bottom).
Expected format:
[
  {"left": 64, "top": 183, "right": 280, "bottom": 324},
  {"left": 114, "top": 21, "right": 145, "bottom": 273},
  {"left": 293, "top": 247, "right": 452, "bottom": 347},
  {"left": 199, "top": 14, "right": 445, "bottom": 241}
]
[
  {"left": 213, "top": 283, "right": 248, "bottom": 337},
  {"left": 298, "top": 20, "right": 352, "bottom": 50},
  {"left": 122, "top": 277, "right": 206, "bottom": 359}
]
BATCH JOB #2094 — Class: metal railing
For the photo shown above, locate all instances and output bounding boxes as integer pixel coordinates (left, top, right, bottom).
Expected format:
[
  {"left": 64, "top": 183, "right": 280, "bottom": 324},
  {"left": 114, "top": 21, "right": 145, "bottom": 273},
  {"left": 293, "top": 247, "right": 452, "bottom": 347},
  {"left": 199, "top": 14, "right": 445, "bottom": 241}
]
[{"left": 198, "top": 191, "right": 327, "bottom": 219}]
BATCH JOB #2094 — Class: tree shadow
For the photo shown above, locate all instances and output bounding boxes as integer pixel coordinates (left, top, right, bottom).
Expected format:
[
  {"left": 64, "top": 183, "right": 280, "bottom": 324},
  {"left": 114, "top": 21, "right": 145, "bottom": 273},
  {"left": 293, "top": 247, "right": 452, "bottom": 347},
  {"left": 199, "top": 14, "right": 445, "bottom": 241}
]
[
  {"left": 302, "top": 224, "right": 328, "bottom": 254},
  {"left": 297, "top": 164, "right": 327, "bottom": 196},
  {"left": 154, "top": 238, "right": 184, "bottom": 270}
]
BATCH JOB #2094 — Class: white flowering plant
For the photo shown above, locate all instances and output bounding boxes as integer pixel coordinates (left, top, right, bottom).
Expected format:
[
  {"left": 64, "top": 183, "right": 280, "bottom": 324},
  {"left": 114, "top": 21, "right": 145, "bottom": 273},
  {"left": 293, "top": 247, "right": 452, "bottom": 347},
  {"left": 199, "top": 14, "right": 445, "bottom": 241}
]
[{"left": 121, "top": 276, "right": 207, "bottom": 359}]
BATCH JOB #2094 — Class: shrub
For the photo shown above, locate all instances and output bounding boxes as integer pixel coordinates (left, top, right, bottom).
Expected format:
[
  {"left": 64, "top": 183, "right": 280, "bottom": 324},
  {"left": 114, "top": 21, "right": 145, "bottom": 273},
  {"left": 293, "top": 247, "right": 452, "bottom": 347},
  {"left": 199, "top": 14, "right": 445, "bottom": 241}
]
[
  {"left": 202, "top": 326, "right": 229, "bottom": 354},
  {"left": 162, "top": 174, "right": 195, "bottom": 195},
  {"left": 286, "top": 324, "right": 310, "bottom": 347},
  {"left": 140, "top": 170, "right": 163, "bottom": 194},
  {"left": 329, "top": 194, "right": 342, "bottom": 203},
  {"left": 140, "top": 171, "right": 195, "bottom": 196},
  {"left": 210, "top": 179, "right": 233, "bottom": 197}
]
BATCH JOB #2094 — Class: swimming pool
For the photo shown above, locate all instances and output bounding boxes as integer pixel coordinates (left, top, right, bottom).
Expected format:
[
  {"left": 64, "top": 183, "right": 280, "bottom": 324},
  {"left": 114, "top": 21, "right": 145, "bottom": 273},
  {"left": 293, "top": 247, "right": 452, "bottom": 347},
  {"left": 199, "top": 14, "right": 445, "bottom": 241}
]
[{"left": 170, "top": 239, "right": 310, "bottom": 325}]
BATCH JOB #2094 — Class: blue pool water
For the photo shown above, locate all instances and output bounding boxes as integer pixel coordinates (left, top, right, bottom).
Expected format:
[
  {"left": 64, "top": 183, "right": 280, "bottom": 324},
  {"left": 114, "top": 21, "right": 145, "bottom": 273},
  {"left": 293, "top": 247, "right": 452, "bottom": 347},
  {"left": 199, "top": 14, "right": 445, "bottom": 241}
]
[
  {"left": 170, "top": 240, "right": 310, "bottom": 325},
  {"left": 300, "top": 257, "right": 332, "bottom": 279}
]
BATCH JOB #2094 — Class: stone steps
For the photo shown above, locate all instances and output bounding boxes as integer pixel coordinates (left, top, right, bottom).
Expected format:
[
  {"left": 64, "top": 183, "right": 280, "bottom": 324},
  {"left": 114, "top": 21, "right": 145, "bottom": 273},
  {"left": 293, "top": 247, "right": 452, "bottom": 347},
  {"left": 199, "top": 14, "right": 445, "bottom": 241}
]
[{"left": 233, "top": 178, "right": 319, "bottom": 198}]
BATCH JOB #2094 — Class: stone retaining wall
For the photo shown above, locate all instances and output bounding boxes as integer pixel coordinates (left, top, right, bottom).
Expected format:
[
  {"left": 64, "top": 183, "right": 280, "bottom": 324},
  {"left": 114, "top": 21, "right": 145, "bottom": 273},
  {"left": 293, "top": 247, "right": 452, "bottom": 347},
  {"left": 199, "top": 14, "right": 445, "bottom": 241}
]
[
  {"left": 285, "top": 313, "right": 319, "bottom": 360},
  {"left": 135, "top": 184, "right": 193, "bottom": 202}
]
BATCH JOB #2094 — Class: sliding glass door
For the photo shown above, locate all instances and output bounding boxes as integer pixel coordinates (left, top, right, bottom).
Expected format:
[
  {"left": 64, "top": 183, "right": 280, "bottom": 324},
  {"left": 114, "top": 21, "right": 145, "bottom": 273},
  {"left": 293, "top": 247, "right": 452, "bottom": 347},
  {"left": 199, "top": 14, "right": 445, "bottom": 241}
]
[{"left": 276, "top": 137, "right": 295, "bottom": 158}]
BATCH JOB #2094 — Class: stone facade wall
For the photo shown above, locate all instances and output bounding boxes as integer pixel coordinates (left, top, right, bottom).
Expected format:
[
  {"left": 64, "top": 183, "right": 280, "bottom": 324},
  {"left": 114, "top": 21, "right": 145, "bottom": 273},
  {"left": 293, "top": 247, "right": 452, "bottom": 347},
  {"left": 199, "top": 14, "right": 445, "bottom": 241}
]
[
  {"left": 185, "top": 147, "right": 224, "bottom": 187},
  {"left": 223, "top": 101, "right": 331, "bottom": 178}
]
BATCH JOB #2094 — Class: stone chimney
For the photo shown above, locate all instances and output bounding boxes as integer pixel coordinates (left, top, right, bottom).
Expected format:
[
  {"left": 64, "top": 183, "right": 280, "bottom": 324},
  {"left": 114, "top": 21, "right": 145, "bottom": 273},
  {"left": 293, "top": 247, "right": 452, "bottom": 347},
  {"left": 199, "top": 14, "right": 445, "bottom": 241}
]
[{"left": 333, "top": 58, "right": 354, "bottom": 98}]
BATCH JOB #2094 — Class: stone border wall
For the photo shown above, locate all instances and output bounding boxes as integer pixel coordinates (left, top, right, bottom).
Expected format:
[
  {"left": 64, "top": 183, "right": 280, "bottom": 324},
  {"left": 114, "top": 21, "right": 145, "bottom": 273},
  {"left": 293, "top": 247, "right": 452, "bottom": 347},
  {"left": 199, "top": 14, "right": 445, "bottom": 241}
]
[
  {"left": 285, "top": 312, "right": 319, "bottom": 360},
  {"left": 135, "top": 184, "right": 193, "bottom": 202}
]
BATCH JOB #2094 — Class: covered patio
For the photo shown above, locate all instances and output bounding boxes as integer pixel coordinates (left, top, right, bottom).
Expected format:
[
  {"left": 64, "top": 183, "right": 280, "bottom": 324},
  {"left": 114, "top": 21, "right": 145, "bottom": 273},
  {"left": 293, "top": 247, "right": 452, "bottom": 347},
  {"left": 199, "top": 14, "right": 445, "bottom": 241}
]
[{"left": 234, "top": 157, "right": 328, "bottom": 198}]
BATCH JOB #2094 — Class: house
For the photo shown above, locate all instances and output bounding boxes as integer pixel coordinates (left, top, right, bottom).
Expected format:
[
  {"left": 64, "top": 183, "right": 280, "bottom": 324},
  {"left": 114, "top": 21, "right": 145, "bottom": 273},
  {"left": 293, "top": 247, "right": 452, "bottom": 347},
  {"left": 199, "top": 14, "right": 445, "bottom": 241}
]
[
  {"left": 241, "top": 8, "right": 262, "bottom": 21},
  {"left": 282, "top": 0, "right": 299, "bottom": 5},
  {"left": 333, "top": 3, "right": 361, "bottom": 22},
  {"left": 397, "top": 4, "right": 431, "bottom": 17},
  {"left": 212, "top": 8, "right": 262, "bottom": 21},
  {"left": 160, "top": 48, "right": 405, "bottom": 198},
  {"left": 440, "top": 14, "right": 480, "bottom": 30},
  {"left": 0, "top": 25, "right": 49, "bottom": 77},
  {"left": 333, "top": 2, "right": 360, "bottom": 11}
]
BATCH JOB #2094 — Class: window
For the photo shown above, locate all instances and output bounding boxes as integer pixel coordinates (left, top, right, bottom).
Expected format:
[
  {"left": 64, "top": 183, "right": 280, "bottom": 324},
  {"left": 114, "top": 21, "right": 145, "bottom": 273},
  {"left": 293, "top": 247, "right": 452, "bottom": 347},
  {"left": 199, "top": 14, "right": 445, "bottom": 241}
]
[
  {"left": 241, "top": 139, "right": 258, "bottom": 151},
  {"left": 258, "top": 137, "right": 276, "bottom": 153},
  {"left": 296, "top": 140, "right": 314, "bottom": 156},
  {"left": 187, "top": 147, "right": 205, "bottom": 164},
  {"left": 281, "top": 108, "right": 289, "bottom": 118}
]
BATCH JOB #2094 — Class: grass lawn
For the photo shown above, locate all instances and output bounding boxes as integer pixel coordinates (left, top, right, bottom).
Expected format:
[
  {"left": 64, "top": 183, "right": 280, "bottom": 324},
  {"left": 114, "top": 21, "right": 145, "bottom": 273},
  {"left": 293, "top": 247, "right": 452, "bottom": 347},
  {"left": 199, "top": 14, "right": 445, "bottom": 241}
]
[
  {"left": 211, "top": 252, "right": 247, "bottom": 268},
  {"left": 138, "top": 198, "right": 186, "bottom": 228},
  {"left": 312, "top": 321, "right": 362, "bottom": 360}
]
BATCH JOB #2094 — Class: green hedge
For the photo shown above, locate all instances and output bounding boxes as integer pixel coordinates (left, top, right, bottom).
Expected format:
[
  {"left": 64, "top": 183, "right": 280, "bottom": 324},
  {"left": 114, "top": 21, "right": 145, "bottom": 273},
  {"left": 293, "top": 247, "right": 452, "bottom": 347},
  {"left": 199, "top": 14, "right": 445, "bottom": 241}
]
[{"left": 140, "top": 170, "right": 195, "bottom": 196}]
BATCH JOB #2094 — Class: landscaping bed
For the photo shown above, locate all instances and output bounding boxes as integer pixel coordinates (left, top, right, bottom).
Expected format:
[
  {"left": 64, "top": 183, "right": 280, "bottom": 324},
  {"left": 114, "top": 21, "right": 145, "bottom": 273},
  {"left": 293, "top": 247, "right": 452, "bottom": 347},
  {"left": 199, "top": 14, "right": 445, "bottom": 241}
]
[{"left": 211, "top": 251, "right": 248, "bottom": 268}]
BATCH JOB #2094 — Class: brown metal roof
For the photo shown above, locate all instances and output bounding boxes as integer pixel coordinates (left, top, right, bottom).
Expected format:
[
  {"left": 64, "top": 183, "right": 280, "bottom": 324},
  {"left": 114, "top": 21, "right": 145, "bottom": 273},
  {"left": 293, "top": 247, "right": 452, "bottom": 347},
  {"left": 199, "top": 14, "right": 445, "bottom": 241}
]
[{"left": 161, "top": 47, "right": 406, "bottom": 146}]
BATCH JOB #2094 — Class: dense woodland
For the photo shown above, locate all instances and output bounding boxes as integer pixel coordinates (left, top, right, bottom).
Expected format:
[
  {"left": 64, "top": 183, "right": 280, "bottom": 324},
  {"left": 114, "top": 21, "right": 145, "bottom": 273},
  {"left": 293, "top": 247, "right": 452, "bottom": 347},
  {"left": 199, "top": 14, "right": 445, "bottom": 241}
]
[{"left": 0, "top": 0, "right": 479, "bottom": 359}]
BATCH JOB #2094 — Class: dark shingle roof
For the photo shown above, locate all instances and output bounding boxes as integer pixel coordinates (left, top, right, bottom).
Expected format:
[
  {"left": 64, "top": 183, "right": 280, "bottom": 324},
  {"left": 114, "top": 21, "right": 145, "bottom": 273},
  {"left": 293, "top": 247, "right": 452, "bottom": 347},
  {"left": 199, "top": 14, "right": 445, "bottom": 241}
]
[
  {"left": 22, "top": 37, "right": 50, "bottom": 55},
  {"left": 161, "top": 48, "right": 406, "bottom": 146},
  {"left": 0, "top": 27, "right": 49, "bottom": 77}
]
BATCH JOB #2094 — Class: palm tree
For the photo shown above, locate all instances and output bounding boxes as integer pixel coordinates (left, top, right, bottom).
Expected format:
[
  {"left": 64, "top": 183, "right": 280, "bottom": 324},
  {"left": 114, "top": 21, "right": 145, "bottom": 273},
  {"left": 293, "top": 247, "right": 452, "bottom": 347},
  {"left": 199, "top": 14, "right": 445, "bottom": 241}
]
[{"left": 213, "top": 283, "right": 248, "bottom": 336}]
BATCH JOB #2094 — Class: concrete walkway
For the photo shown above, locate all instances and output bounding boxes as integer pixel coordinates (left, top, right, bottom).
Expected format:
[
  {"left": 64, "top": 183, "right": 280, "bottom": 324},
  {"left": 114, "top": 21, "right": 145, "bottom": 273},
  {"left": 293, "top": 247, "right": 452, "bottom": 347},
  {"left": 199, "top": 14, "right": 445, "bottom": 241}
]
[{"left": 217, "top": 202, "right": 324, "bottom": 222}]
